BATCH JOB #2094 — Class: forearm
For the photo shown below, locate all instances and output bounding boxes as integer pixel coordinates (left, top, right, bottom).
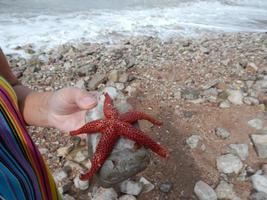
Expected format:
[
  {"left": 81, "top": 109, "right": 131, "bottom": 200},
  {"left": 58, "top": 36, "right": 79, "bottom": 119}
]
[{"left": 13, "top": 85, "right": 53, "bottom": 127}]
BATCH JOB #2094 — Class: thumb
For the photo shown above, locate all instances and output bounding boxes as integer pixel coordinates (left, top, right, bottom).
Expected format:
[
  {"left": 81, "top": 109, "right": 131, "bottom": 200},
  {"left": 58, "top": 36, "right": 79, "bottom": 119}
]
[{"left": 74, "top": 89, "right": 98, "bottom": 110}]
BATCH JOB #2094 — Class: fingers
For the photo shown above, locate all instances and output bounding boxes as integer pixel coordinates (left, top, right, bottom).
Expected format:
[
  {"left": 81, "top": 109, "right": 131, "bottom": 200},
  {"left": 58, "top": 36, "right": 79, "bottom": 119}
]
[{"left": 74, "top": 89, "right": 98, "bottom": 110}]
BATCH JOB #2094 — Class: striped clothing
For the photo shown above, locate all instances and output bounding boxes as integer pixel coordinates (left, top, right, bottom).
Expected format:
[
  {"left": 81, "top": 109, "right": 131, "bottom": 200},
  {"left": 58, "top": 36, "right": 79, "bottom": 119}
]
[{"left": 0, "top": 77, "right": 61, "bottom": 200}]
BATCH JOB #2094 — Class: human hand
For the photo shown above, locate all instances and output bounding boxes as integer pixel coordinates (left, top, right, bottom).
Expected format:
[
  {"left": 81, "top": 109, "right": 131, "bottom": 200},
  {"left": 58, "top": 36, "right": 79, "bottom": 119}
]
[{"left": 46, "top": 88, "right": 98, "bottom": 132}]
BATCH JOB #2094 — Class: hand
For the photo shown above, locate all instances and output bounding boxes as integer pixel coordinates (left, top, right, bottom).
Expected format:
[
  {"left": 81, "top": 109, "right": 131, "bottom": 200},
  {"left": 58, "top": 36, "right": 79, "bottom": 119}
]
[{"left": 46, "top": 88, "right": 98, "bottom": 132}]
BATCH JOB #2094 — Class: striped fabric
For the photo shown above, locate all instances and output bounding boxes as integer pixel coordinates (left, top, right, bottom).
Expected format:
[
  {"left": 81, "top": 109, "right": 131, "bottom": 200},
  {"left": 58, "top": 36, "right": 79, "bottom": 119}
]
[{"left": 0, "top": 77, "right": 61, "bottom": 200}]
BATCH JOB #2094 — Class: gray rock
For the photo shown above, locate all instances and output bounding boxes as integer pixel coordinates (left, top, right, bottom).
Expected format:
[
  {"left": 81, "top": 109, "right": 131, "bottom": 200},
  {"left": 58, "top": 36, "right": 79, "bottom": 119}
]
[
  {"left": 227, "top": 90, "right": 244, "bottom": 105},
  {"left": 215, "top": 128, "right": 231, "bottom": 139},
  {"left": 53, "top": 170, "right": 68, "bottom": 183},
  {"left": 215, "top": 180, "right": 240, "bottom": 200},
  {"left": 248, "top": 119, "right": 263, "bottom": 130},
  {"left": 181, "top": 89, "right": 200, "bottom": 100},
  {"left": 194, "top": 180, "right": 217, "bottom": 200},
  {"left": 88, "top": 73, "right": 106, "bottom": 90},
  {"left": 76, "top": 64, "right": 97, "bottom": 76},
  {"left": 250, "top": 192, "right": 267, "bottom": 200},
  {"left": 74, "top": 150, "right": 88, "bottom": 163},
  {"left": 73, "top": 176, "right": 89, "bottom": 190},
  {"left": 108, "top": 70, "right": 119, "bottom": 82},
  {"left": 119, "top": 195, "right": 137, "bottom": 200},
  {"left": 119, "top": 73, "right": 129, "bottom": 83},
  {"left": 57, "top": 145, "right": 73, "bottom": 157},
  {"left": 60, "top": 181, "right": 72, "bottom": 194},
  {"left": 92, "top": 187, "right": 118, "bottom": 200},
  {"left": 86, "top": 87, "right": 150, "bottom": 187},
  {"left": 120, "top": 180, "right": 143, "bottom": 195},
  {"left": 159, "top": 181, "right": 173, "bottom": 193},
  {"left": 216, "top": 154, "right": 243, "bottom": 174},
  {"left": 186, "top": 135, "right": 202, "bottom": 149},
  {"left": 251, "top": 135, "right": 267, "bottom": 158},
  {"left": 39, "top": 148, "right": 48, "bottom": 155},
  {"left": 139, "top": 177, "right": 155, "bottom": 193},
  {"left": 219, "top": 100, "right": 231, "bottom": 108},
  {"left": 75, "top": 79, "right": 86, "bottom": 89},
  {"left": 262, "top": 164, "right": 267, "bottom": 175},
  {"left": 251, "top": 174, "right": 267, "bottom": 194},
  {"left": 63, "top": 194, "right": 75, "bottom": 200},
  {"left": 243, "top": 97, "right": 260, "bottom": 105},
  {"left": 228, "top": 144, "right": 249, "bottom": 161},
  {"left": 125, "top": 57, "right": 135, "bottom": 68}
]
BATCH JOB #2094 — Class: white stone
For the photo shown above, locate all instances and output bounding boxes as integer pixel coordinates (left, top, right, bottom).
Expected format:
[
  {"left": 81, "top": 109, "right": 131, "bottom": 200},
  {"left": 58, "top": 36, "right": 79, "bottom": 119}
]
[
  {"left": 120, "top": 180, "right": 143, "bottom": 196},
  {"left": 119, "top": 195, "right": 137, "bottom": 200},
  {"left": 251, "top": 135, "right": 267, "bottom": 158},
  {"left": 216, "top": 154, "right": 243, "bottom": 174},
  {"left": 75, "top": 79, "right": 86, "bottom": 89},
  {"left": 215, "top": 180, "right": 240, "bottom": 200},
  {"left": 248, "top": 119, "right": 263, "bottom": 130},
  {"left": 73, "top": 176, "right": 89, "bottom": 190},
  {"left": 228, "top": 144, "right": 249, "bottom": 161},
  {"left": 74, "top": 151, "right": 87, "bottom": 162},
  {"left": 63, "top": 194, "right": 75, "bottom": 200},
  {"left": 186, "top": 135, "right": 202, "bottom": 149},
  {"left": 92, "top": 187, "right": 118, "bottom": 200},
  {"left": 227, "top": 90, "right": 243, "bottom": 105},
  {"left": 215, "top": 128, "right": 231, "bottom": 139},
  {"left": 39, "top": 148, "right": 48, "bottom": 155},
  {"left": 57, "top": 145, "right": 73, "bottom": 157},
  {"left": 53, "top": 170, "right": 68, "bottom": 182},
  {"left": 194, "top": 180, "right": 217, "bottom": 200},
  {"left": 139, "top": 177, "right": 155, "bottom": 193},
  {"left": 219, "top": 100, "right": 231, "bottom": 108},
  {"left": 251, "top": 174, "right": 267, "bottom": 194},
  {"left": 64, "top": 160, "right": 83, "bottom": 171}
]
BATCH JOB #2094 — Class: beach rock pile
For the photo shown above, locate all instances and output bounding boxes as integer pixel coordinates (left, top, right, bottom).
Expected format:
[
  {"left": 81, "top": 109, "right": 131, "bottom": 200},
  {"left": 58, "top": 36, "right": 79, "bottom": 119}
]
[{"left": 9, "top": 32, "right": 267, "bottom": 199}]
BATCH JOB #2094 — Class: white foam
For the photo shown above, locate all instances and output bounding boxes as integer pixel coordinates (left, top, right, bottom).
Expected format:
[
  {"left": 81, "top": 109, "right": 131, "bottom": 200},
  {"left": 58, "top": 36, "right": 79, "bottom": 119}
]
[{"left": 0, "top": 0, "right": 267, "bottom": 55}]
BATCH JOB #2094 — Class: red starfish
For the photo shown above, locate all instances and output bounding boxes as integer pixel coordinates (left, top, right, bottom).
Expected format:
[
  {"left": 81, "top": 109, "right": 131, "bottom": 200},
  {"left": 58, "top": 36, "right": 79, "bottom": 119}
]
[{"left": 70, "top": 93, "right": 169, "bottom": 180}]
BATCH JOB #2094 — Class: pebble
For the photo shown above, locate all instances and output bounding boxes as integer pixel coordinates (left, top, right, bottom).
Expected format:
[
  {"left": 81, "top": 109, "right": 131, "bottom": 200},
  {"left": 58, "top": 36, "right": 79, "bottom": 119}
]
[
  {"left": 75, "top": 79, "right": 86, "bottom": 89},
  {"left": 73, "top": 176, "right": 89, "bottom": 190},
  {"left": 119, "top": 195, "right": 137, "bottom": 200},
  {"left": 159, "top": 181, "right": 173, "bottom": 193},
  {"left": 139, "top": 177, "right": 155, "bottom": 193},
  {"left": 194, "top": 180, "right": 217, "bottom": 200},
  {"left": 248, "top": 119, "right": 263, "bottom": 130},
  {"left": 181, "top": 88, "right": 200, "bottom": 100},
  {"left": 215, "top": 180, "right": 240, "bottom": 200},
  {"left": 243, "top": 97, "right": 260, "bottom": 105},
  {"left": 227, "top": 89, "right": 244, "bottom": 105},
  {"left": 74, "top": 150, "right": 87, "bottom": 162},
  {"left": 92, "top": 187, "right": 118, "bottom": 200},
  {"left": 88, "top": 73, "right": 106, "bottom": 90},
  {"left": 60, "top": 181, "right": 72, "bottom": 194},
  {"left": 262, "top": 164, "right": 267, "bottom": 175},
  {"left": 64, "top": 160, "right": 83, "bottom": 171},
  {"left": 119, "top": 73, "right": 129, "bottom": 83},
  {"left": 215, "top": 127, "right": 231, "bottom": 139},
  {"left": 186, "top": 135, "right": 202, "bottom": 149},
  {"left": 108, "top": 70, "right": 119, "bottom": 82},
  {"left": 119, "top": 180, "right": 143, "bottom": 196},
  {"left": 39, "top": 148, "right": 49, "bottom": 155},
  {"left": 63, "top": 194, "right": 75, "bottom": 200},
  {"left": 219, "top": 100, "right": 231, "bottom": 108},
  {"left": 250, "top": 192, "right": 267, "bottom": 200},
  {"left": 216, "top": 154, "right": 243, "bottom": 174},
  {"left": 53, "top": 170, "right": 68, "bottom": 182},
  {"left": 57, "top": 145, "right": 73, "bottom": 157},
  {"left": 228, "top": 143, "right": 249, "bottom": 161},
  {"left": 251, "top": 174, "right": 267, "bottom": 194},
  {"left": 251, "top": 134, "right": 267, "bottom": 158}
]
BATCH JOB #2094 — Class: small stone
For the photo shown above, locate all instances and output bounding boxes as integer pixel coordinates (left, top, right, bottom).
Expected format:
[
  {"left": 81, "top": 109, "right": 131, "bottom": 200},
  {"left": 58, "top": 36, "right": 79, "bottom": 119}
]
[
  {"left": 219, "top": 100, "right": 231, "bottom": 108},
  {"left": 108, "top": 70, "right": 119, "bottom": 82},
  {"left": 53, "top": 170, "right": 68, "bottom": 182},
  {"left": 216, "top": 154, "right": 243, "bottom": 174},
  {"left": 125, "top": 57, "right": 135, "bottom": 68},
  {"left": 125, "top": 85, "right": 137, "bottom": 96},
  {"left": 159, "top": 181, "right": 173, "bottom": 193},
  {"left": 228, "top": 144, "right": 249, "bottom": 161},
  {"left": 262, "top": 164, "right": 267, "bottom": 175},
  {"left": 63, "top": 165, "right": 72, "bottom": 175},
  {"left": 186, "top": 135, "right": 202, "bottom": 149},
  {"left": 119, "top": 73, "right": 129, "bottom": 83},
  {"left": 75, "top": 79, "right": 86, "bottom": 89},
  {"left": 39, "top": 148, "right": 48, "bottom": 155},
  {"left": 73, "top": 176, "right": 89, "bottom": 190},
  {"left": 63, "top": 194, "right": 75, "bottom": 200},
  {"left": 243, "top": 97, "right": 260, "bottom": 105},
  {"left": 57, "top": 145, "right": 73, "bottom": 157},
  {"left": 251, "top": 174, "right": 267, "bottom": 194},
  {"left": 61, "top": 181, "right": 73, "bottom": 194},
  {"left": 88, "top": 73, "right": 106, "bottom": 90},
  {"left": 74, "top": 151, "right": 87, "bottom": 162},
  {"left": 194, "top": 180, "right": 217, "bottom": 200},
  {"left": 120, "top": 180, "right": 143, "bottom": 196},
  {"left": 248, "top": 119, "right": 263, "bottom": 130},
  {"left": 119, "top": 195, "right": 137, "bottom": 200},
  {"left": 139, "top": 177, "right": 154, "bottom": 193},
  {"left": 76, "top": 64, "right": 97, "bottom": 76},
  {"left": 215, "top": 127, "right": 231, "bottom": 139},
  {"left": 251, "top": 135, "right": 267, "bottom": 158},
  {"left": 92, "top": 187, "right": 118, "bottom": 200},
  {"left": 64, "top": 160, "right": 83, "bottom": 171},
  {"left": 227, "top": 90, "right": 244, "bottom": 105},
  {"left": 115, "top": 82, "right": 125, "bottom": 91},
  {"left": 246, "top": 63, "right": 258, "bottom": 73},
  {"left": 250, "top": 192, "right": 267, "bottom": 200},
  {"left": 181, "top": 89, "right": 200, "bottom": 100},
  {"left": 215, "top": 180, "right": 240, "bottom": 200}
]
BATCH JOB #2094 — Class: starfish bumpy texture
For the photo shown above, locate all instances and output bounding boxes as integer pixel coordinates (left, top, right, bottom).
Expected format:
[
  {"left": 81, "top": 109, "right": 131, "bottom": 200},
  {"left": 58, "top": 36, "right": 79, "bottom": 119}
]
[{"left": 70, "top": 93, "right": 169, "bottom": 180}]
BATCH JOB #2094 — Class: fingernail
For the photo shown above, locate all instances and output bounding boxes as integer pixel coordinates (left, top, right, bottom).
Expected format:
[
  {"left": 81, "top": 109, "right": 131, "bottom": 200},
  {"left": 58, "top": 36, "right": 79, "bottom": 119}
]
[{"left": 81, "top": 96, "right": 96, "bottom": 107}]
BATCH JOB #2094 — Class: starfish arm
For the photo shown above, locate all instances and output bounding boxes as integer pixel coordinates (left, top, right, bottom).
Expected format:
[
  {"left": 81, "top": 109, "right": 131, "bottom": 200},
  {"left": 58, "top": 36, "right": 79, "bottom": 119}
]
[
  {"left": 79, "top": 128, "right": 118, "bottom": 180},
  {"left": 70, "top": 119, "right": 105, "bottom": 136},
  {"left": 103, "top": 93, "right": 119, "bottom": 119},
  {"left": 116, "top": 122, "right": 169, "bottom": 158},
  {"left": 119, "top": 111, "right": 162, "bottom": 125}
]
